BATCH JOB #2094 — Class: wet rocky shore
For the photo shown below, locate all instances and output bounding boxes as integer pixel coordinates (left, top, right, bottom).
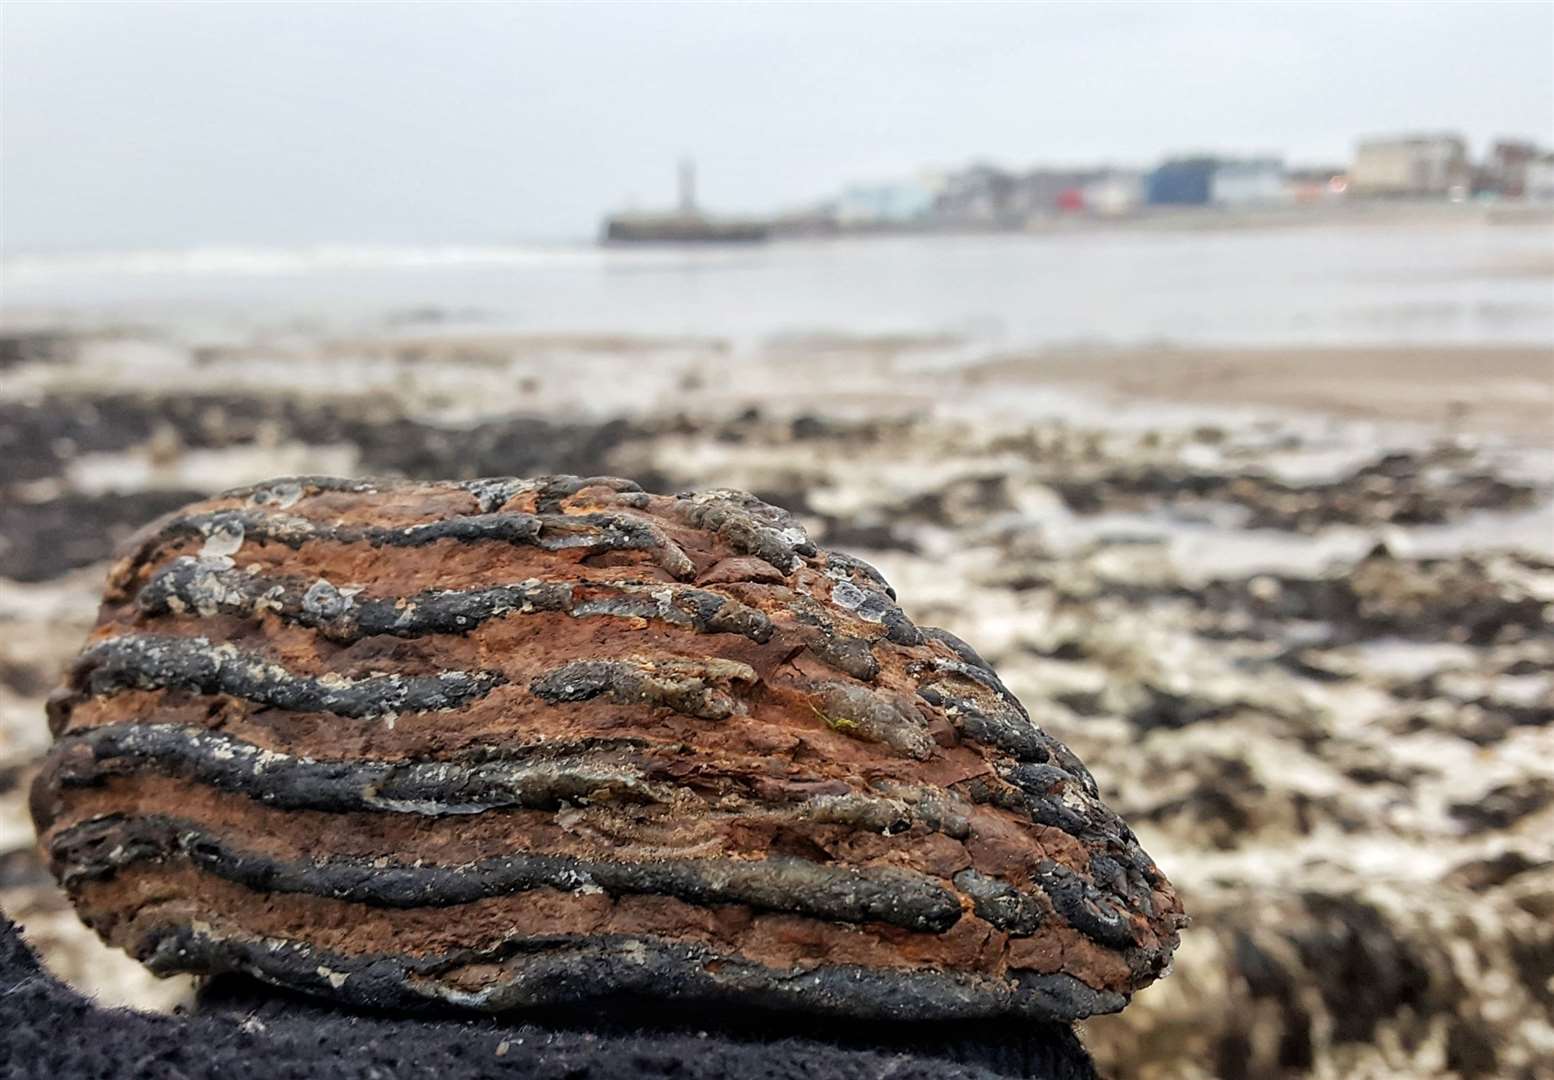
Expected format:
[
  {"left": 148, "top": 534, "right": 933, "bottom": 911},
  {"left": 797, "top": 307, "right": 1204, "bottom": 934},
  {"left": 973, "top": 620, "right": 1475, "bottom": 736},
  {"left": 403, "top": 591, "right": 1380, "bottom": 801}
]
[{"left": 1, "top": 326, "right": 1550, "bottom": 1079}]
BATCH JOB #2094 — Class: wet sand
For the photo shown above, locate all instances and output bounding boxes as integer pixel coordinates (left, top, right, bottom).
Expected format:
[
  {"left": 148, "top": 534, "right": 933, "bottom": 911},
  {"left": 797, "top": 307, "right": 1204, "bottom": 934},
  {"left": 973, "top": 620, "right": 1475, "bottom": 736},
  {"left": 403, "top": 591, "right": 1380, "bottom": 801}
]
[{"left": 965, "top": 344, "right": 1554, "bottom": 443}]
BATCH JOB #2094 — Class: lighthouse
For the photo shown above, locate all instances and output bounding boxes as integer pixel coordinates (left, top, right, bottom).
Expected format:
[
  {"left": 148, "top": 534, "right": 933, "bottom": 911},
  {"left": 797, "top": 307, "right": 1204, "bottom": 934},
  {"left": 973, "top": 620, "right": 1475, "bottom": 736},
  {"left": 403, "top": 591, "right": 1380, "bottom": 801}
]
[{"left": 678, "top": 157, "right": 697, "bottom": 215}]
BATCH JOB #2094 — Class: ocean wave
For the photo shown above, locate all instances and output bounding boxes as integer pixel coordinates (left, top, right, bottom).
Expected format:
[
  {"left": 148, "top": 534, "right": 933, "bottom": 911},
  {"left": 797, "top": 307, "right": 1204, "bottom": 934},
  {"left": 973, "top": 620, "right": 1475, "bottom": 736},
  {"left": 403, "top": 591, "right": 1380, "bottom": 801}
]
[{"left": 0, "top": 243, "right": 717, "bottom": 282}]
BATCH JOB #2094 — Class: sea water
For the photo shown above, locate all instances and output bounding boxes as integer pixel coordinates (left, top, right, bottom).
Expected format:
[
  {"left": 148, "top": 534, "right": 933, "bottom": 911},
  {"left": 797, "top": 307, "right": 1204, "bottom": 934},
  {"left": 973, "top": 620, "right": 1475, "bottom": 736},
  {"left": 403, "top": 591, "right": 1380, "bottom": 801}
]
[{"left": 4, "top": 222, "right": 1551, "bottom": 349}]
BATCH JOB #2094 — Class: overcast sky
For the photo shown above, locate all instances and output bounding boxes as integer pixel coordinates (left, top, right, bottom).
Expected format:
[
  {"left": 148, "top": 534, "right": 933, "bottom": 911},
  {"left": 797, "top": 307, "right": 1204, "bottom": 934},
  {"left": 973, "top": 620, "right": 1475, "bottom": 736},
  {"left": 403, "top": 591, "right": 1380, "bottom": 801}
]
[{"left": 3, "top": 1, "right": 1552, "bottom": 252}]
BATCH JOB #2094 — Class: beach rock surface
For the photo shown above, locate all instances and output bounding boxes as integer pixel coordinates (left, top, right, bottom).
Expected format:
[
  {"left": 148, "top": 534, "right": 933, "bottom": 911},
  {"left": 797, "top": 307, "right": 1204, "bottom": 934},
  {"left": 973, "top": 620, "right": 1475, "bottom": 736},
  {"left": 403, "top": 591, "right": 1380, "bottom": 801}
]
[{"left": 29, "top": 474, "right": 1183, "bottom": 1020}]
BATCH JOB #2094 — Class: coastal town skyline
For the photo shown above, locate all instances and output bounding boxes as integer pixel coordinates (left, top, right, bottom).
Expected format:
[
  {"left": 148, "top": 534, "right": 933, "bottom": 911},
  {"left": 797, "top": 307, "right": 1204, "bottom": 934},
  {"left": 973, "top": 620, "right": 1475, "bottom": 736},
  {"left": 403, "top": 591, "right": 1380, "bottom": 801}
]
[
  {"left": 4, "top": 2, "right": 1552, "bottom": 251},
  {"left": 599, "top": 130, "right": 1554, "bottom": 243}
]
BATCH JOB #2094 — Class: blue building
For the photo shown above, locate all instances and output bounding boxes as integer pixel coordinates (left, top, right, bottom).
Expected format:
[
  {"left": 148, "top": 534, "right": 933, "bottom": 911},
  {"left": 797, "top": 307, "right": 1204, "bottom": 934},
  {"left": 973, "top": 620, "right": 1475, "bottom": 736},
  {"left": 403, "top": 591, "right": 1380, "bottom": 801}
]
[{"left": 1146, "top": 158, "right": 1218, "bottom": 206}]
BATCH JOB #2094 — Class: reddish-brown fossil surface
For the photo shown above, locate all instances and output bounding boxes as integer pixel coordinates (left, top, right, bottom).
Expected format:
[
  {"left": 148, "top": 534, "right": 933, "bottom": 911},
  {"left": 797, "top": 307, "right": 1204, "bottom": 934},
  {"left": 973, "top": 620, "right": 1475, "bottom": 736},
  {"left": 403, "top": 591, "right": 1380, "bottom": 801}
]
[{"left": 31, "top": 474, "right": 1184, "bottom": 1020}]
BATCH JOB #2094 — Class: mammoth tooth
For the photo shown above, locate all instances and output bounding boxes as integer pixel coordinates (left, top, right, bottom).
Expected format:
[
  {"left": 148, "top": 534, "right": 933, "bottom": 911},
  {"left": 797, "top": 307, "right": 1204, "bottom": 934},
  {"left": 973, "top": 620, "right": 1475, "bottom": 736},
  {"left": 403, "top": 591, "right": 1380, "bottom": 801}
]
[{"left": 34, "top": 473, "right": 1184, "bottom": 1021}]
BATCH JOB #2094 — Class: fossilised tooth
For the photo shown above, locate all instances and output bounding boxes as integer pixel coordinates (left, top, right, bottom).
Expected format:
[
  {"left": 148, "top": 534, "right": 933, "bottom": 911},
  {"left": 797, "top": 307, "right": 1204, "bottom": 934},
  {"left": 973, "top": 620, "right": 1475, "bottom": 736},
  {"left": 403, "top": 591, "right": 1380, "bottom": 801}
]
[{"left": 32, "top": 473, "right": 1184, "bottom": 1022}]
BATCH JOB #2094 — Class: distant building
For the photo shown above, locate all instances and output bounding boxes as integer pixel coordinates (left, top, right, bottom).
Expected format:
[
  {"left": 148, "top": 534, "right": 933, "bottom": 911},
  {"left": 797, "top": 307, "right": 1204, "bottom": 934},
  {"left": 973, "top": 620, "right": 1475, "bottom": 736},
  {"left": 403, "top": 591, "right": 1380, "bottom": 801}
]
[
  {"left": 1349, "top": 134, "right": 1469, "bottom": 197},
  {"left": 1527, "top": 154, "right": 1554, "bottom": 203},
  {"left": 1015, "top": 169, "right": 1105, "bottom": 218},
  {"left": 1146, "top": 158, "right": 1218, "bottom": 206},
  {"left": 1481, "top": 140, "right": 1541, "bottom": 197},
  {"left": 1286, "top": 168, "right": 1348, "bottom": 203},
  {"left": 929, "top": 165, "right": 1109, "bottom": 225},
  {"left": 1081, "top": 171, "right": 1144, "bottom": 216},
  {"left": 1210, "top": 159, "right": 1288, "bottom": 207},
  {"left": 833, "top": 176, "right": 940, "bottom": 226},
  {"left": 935, "top": 164, "right": 1064, "bottom": 225},
  {"left": 933, "top": 164, "right": 1017, "bottom": 225}
]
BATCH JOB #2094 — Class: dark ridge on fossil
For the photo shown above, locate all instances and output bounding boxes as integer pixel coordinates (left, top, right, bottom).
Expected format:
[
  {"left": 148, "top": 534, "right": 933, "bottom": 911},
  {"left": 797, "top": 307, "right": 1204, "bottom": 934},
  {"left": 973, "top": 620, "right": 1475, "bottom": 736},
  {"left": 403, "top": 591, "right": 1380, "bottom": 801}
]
[
  {"left": 32, "top": 723, "right": 666, "bottom": 821},
  {"left": 49, "top": 814, "right": 965, "bottom": 931},
  {"left": 32, "top": 474, "right": 1184, "bottom": 1022},
  {"left": 130, "top": 923, "right": 1128, "bottom": 1022},
  {"left": 61, "top": 634, "right": 502, "bottom": 720},
  {"left": 138, "top": 557, "right": 774, "bottom": 643},
  {"left": 118, "top": 505, "right": 698, "bottom": 583}
]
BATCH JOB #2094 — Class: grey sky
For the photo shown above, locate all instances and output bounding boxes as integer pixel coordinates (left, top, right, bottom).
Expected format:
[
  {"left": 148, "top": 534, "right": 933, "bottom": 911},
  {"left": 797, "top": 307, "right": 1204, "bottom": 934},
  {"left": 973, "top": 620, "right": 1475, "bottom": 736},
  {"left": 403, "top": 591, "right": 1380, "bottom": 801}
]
[{"left": 3, "top": 1, "right": 1552, "bottom": 252}]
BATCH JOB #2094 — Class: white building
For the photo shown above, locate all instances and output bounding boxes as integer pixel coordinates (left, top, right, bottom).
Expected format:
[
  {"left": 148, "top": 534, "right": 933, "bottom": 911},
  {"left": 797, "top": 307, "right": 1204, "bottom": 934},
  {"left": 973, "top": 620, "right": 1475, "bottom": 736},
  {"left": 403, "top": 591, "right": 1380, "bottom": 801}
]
[
  {"left": 833, "top": 176, "right": 941, "bottom": 226},
  {"left": 1210, "top": 159, "right": 1288, "bottom": 207},
  {"left": 1082, "top": 171, "right": 1144, "bottom": 216},
  {"left": 1350, "top": 134, "right": 1469, "bottom": 197}
]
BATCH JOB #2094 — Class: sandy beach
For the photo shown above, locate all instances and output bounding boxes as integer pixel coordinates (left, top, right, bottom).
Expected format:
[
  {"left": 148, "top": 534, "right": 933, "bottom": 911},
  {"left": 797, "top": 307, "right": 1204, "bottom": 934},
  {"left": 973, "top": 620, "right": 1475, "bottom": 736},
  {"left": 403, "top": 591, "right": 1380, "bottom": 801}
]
[
  {"left": 2, "top": 221, "right": 1552, "bottom": 1079},
  {"left": 3, "top": 325, "right": 1551, "bottom": 1077}
]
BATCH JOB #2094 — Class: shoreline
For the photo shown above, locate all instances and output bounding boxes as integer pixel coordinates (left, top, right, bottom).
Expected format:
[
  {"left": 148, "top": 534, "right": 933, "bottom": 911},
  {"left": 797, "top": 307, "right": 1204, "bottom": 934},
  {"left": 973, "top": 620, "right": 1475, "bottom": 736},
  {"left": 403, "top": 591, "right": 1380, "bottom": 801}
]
[
  {"left": 775, "top": 198, "right": 1554, "bottom": 241},
  {"left": 959, "top": 343, "right": 1554, "bottom": 445},
  {"left": 4, "top": 202, "right": 1552, "bottom": 277},
  {"left": 3, "top": 321, "right": 1550, "bottom": 444}
]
